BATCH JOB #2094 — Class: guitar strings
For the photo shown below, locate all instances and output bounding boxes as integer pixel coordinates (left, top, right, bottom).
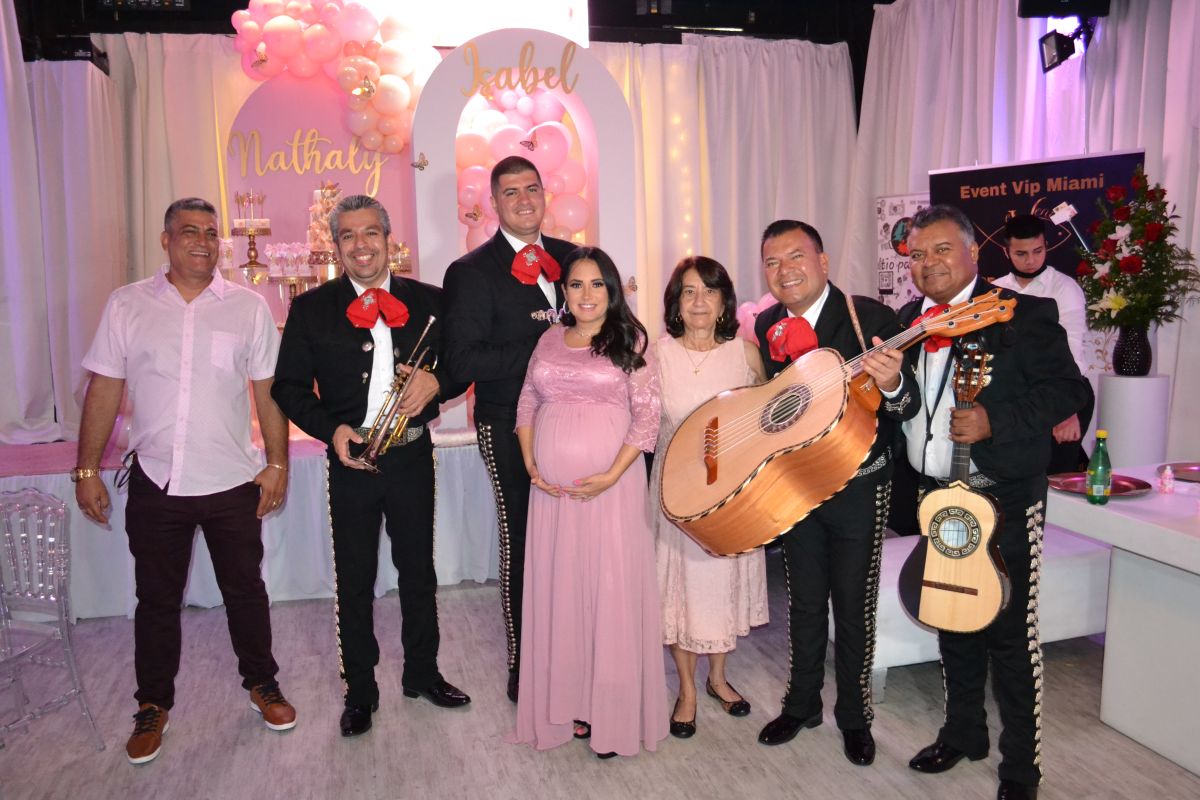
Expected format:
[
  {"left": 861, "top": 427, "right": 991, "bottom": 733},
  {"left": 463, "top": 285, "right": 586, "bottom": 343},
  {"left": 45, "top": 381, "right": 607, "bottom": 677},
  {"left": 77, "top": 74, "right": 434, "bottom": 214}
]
[{"left": 694, "top": 299, "right": 1004, "bottom": 462}]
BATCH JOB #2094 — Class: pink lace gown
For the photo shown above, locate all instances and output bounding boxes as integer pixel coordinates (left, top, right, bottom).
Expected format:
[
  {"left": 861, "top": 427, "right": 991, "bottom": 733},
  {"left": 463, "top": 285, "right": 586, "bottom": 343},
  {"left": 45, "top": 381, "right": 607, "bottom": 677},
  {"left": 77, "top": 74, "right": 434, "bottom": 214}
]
[
  {"left": 509, "top": 326, "right": 669, "bottom": 757},
  {"left": 652, "top": 335, "right": 768, "bottom": 652}
]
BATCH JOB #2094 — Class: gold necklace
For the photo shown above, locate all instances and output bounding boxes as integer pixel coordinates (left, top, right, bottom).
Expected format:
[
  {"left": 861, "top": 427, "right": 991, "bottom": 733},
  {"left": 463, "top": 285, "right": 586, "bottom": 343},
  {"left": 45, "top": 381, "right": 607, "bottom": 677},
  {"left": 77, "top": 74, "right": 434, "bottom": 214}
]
[{"left": 680, "top": 338, "right": 718, "bottom": 374}]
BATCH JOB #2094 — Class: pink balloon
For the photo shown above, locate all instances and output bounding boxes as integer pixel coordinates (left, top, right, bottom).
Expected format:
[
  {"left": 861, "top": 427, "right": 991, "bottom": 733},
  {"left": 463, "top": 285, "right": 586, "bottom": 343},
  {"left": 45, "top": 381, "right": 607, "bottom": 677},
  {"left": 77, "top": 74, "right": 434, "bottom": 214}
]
[
  {"left": 287, "top": 52, "right": 320, "bottom": 78},
  {"left": 488, "top": 125, "right": 528, "bottom": 163},
  {"left": 376, "top": 39, "right": 416, "bottom": 78},
  {"left": 379, "top": 15, "right": 412, "bottom": 42},
  {"left": 466, "top": 226, "right": 490, "bottom": 250},
  {"left": 372, "top": 74, "right": 412, "bottom": 115},
  {"left": 262, "top": 0, "right": 286, "bottom": 18},
  {"left": 458, "top": 184, "right": 482, "bottom": 209},
  {"left": 360, "top": 129, "right": 383, "bottom": 150},
  {"left": 544, "top": 173, "right": 565, "bottom": 195},
  {"left": 343, "top": 54, "right": 379, "bottom": 81},
  {"left": 392, "top": 108, "right": 414, "bottom": 141},
  {"left": 551, "top": 226, "right": 572, "bottom": 241},
  {"left": 346, "top": 106, "right": 380, "bottom": 136},
  {"left": 381, "top": 134, "right": 405, "bottom": 154},
  {"left": 458, "top": 165, "right": 489, "bottom": 193},
  {"left": 484, "top": 219, "right": 499, "bottom": 237},
  {"left": 320, "top": 2, "right": 342, "bottom": 26},
  {"left": 342, "top": 40, "right": 362, "bottom": 57},
  {"left": 473, "top": 109, "right": 507, "bottom": 138},
  {"left": 300, "top": 4, "right": 320, "bottom": 24},
  {"left": 232, "top": 9, "right": 253, "bottom": 32},
  {"left": 322, "top": 56, "right": 342, "bottom": 81},
  {"left": 346, "top": 92, "right": 370, "bottom": 111},
  {"left": 531, "top": 91, "right": 565, "bottom": 125},
  {"left": 458, "top": 204, "right": 485, "bottom": 229},
  {"left": 558, "top": 159, "right": 586, "bottom": 194},
  {"left": 262, "top": 15, "right": 303, "bottom": 59},
  {"left": 541, "top": 211, "right": 556, "bottom": 231},
  {"left": 549, "top": 193, "right": 589, "bottom": 233},
  {"left": 285, "top": 1, "right": 305, "bottom": 18},
  {"left": 482, "top": 200, "right": 498, "bottom": 220},
  {"left": 455, "top": 132, "right": 489, "bottom": 169},
  {"left": 234, "top": 22, "right": 263, "bottom": 53},
  {"left": 302, "top": 23, "right": 341, "bottom": 64},
  {"left": 337, "top": 65, "right": 362, "bottom": 93},
  {"left": 248, "top": 0, "right": 270, "bottom": 24},
  {"left": 377, "top": 114, "right": 400, "bottom": 135},
  {"left": 498, "top": 90, "right": 519, "bottom": 110},
  {"left": 515, "top": 95, "right": 535, "bottom": 117},
  {"left": 527, "top": 121, "right": 570, "bottom": 175},
  {"left": 364, "top": 40, "right": 381, "bottom": 59},
  {"left": 504, "top": 110, "right": 533, "bottom": 130},
  {"left": 336, "top": 2, "right": 379, "bottom": 43}
]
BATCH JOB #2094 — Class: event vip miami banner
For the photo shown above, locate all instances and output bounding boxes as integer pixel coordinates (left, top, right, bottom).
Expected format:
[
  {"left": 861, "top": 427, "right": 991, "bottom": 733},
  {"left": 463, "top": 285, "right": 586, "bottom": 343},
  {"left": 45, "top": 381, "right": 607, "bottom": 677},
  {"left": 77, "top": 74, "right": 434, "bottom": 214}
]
[{"left": 929, "top": 150, "right": 1145, "bottom": 280}]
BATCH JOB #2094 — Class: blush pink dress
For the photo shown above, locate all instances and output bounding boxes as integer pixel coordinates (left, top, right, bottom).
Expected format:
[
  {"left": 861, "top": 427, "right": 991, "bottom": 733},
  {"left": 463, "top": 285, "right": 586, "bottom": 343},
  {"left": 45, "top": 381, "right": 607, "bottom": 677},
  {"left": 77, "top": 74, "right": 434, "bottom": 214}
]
[
  {"left": 652, "top": 335, "right": 768, "bottom": 653},
  {"left": 509, "top": 326, "right": 668, "bottom": 757}
]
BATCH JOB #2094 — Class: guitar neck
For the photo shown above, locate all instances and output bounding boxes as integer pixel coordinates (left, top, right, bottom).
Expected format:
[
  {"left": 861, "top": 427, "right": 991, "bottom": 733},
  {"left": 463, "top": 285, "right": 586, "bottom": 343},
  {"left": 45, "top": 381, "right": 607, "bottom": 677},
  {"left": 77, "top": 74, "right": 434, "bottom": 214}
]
[{"left": 949, "top": 399, "right": 972, "bottom": 483}]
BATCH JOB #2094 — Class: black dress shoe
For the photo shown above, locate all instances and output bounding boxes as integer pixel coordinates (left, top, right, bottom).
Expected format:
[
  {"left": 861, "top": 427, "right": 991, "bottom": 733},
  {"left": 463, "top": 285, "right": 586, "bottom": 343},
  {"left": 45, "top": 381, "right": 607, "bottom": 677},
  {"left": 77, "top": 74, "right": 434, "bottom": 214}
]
[
  {"left": 402, "top": 679, "right": 471, "bottom": 708},
  {"left": 757, "top": 712, "right": 821, "bottom": 746},
  {"left": 573, "top": 720, "right": 591, "bottom": 740},
  {"left": 507, "top": 671, "right": 519, "bottom": 704},
  {"left": 842, "top": 728, "right": 875, "bottom": 766},
  {"left": 339, "top": 702, "right": 377, "bottom": 737},
  {"left": 669, "top": 698, "right": 696, "bottom": 739},
  {"left": 997, "top": 779, "right": 1038, "bottom": 799},
  {"left": 908, "top": 740, "right": 985, "bottom": 773},
  {"left": 705, "top": 680, "right": 751, "bottom": 717},
  {"left": 596, "top": 751, "right": 618, "bottom": 759}
]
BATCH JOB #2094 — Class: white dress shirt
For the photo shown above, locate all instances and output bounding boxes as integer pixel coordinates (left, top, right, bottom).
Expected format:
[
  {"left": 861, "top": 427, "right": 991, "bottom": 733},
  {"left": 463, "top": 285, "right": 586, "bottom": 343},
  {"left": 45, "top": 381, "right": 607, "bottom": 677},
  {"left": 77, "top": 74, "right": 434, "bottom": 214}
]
[
  {"left": 992, "top": 267, "right": 1088, "bottom": 377},
  {"left": 349, "top": 275, "right": 397, "bottom": 427},
  {"left": 902, "top": 282, "right": 978, "bottom": 479},
  {"left": 501, "top": 228, "right": 556, "bottom": 307},
  {"left": 82, "top": 267, "right": 279, "bottom": 495}
]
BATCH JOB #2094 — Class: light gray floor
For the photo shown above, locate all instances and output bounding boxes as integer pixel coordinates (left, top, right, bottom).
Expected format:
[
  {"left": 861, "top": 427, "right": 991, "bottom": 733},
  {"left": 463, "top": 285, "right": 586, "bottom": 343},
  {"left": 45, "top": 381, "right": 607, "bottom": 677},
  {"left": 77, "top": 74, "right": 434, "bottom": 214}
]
[{"left": 3, "top": 548, "right": 1198, "bottom": 800}]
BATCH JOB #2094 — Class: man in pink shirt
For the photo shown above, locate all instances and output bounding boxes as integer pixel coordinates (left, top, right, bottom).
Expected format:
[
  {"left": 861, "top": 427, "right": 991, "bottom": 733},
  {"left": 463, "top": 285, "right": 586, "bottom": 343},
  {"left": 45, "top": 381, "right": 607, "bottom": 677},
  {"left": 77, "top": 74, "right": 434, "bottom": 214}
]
[{"left": 75, "top": 197, "right": 296, "bottom": 765}]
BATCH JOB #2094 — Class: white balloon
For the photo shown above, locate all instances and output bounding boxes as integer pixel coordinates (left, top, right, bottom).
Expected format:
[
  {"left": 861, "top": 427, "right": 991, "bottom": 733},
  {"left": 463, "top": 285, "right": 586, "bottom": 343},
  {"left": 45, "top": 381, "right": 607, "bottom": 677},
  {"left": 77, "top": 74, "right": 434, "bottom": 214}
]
[{"left": 376, "top": 39, "right": 416, "bottom": 78}]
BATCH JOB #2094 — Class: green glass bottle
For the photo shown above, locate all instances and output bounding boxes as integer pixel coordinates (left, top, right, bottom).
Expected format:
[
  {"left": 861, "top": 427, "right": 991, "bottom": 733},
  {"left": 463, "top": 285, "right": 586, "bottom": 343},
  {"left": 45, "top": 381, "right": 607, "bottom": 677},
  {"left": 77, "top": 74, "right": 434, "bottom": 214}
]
[{"left": 1086, "top": 430, "right": 1112, "bottom": 505}]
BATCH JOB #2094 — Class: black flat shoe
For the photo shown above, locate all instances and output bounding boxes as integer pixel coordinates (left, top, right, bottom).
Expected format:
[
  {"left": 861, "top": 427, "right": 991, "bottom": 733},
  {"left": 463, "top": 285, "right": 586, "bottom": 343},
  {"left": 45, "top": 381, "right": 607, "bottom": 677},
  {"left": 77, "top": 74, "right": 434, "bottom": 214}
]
[
  {"left": 507, "top": 671, "right": 519, "bottom": 704},
  {"left": 705, "top": 679, "right": 751, "bottom": 717},
  {"left": 908, "top": 740, "right": 986, "bottom": 773},
  {"left": 596, "top": 751, "right": 618, "bottom": 759},
  {"left": 997, "top": 779, "right": 1038, "bottom": 799},
  {"left": 757, "top": 712, "right": 821, "bottom": 746},
  {"left": 669, "top": 698, "right": 696, "bottom": 739},
  {"left": 573, "top": 720, "right": 591, "bottom": 740},
  {"left": 339, "top": 702, "right": 378, "bottom": 737},
  {"left": 402, "top": 679, "right": 471, "bottom": 708},
  {"left": 842, "top": 728, "right": 876, "bottom": 766}
]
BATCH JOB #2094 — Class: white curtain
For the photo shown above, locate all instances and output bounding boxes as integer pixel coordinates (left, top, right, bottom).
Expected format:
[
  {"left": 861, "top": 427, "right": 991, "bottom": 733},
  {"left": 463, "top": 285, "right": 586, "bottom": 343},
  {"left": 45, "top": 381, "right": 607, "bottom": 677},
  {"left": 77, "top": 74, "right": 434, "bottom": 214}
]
[
  {"left": 849, "top": 0, "right": 1198, "bottom": 458},
  {"left": 95, "top": 33, "right": 259, "bottom": 281},
  {"left": 0, "top": 1, "right": 54, "bottom": 443},
  {"left": 591, "top": 37, "right": 857, "bottom": 333},
  {"left": 28, "top": 61, "right": 127, "bottom": 441}
]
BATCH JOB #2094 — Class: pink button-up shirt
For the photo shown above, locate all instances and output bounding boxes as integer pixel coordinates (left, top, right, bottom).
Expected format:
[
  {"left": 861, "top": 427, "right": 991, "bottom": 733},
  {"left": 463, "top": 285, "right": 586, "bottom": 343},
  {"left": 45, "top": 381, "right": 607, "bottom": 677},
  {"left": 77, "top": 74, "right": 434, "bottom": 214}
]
[{"left": 82, "top": 267, "right": 280, "bottom": 496}]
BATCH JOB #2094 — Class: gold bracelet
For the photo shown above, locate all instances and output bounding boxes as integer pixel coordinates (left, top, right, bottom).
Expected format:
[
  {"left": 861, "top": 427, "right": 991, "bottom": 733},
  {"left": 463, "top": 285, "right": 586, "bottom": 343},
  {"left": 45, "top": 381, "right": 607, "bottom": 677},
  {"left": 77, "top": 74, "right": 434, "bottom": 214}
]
[{"left": 266, "top": 463, "right": 288, "bottom": 471}]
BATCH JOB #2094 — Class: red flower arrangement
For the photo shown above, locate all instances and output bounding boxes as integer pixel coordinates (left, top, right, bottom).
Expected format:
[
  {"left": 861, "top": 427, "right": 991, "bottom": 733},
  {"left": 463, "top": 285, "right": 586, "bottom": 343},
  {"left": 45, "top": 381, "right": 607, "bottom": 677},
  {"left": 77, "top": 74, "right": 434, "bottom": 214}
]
[{"left": 1078, "top": 166, "right": 1199, "bottom": 329}]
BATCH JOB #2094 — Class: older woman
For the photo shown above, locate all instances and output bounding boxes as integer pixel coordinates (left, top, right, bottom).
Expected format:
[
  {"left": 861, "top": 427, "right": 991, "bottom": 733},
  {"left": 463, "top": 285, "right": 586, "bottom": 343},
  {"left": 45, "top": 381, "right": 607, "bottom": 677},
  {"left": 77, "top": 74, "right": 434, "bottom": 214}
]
[
  {"left": 652, "top": 256, "right": 768, "bottom": 738},
  {"left": 509, "top": 247, "right": 668, "bottom": 758}
]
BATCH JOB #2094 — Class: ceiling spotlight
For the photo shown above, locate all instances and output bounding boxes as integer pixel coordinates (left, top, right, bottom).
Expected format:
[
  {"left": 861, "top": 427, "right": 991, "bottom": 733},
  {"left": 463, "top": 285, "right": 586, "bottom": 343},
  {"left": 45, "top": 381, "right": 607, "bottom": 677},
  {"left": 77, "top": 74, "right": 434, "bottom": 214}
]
[{"left": 1039, "top": 17, "right": 1096, "bottom": 73}]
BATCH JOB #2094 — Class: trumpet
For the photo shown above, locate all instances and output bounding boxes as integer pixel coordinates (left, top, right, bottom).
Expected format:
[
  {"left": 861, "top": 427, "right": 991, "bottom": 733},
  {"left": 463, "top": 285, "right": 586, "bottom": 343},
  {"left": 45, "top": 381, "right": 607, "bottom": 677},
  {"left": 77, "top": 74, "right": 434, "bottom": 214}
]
[{"left": 349, "top": 315, "right": 438, "bottom": 473}]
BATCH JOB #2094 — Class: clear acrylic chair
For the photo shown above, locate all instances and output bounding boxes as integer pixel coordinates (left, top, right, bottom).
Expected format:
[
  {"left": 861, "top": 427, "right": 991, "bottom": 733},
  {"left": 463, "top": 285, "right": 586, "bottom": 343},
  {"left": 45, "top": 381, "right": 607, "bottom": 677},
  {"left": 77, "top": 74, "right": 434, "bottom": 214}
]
[{"left": 0, "top": 488, "right": 104, "bottom": 750}]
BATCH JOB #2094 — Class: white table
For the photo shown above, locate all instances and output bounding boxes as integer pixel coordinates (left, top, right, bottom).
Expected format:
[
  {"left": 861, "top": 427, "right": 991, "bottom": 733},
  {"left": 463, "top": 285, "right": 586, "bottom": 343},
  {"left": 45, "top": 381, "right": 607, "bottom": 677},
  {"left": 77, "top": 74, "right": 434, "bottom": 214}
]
[
  {"left": 0, "top": 436, "right": 500, "bottom": 620},
  {"left": 1045, "top": 464, "right": 1200, "bottom": 774}
]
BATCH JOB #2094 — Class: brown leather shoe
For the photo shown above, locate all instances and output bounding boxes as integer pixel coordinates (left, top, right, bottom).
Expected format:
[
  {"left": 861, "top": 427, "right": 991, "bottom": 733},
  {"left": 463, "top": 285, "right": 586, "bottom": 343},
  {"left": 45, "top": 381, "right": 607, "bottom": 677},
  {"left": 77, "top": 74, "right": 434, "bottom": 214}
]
[
  {"left": 249, "top": 681, "right": 298, "bottom": 731},
  {"left": 126, "top": 703, "right": 169, "bottom": 765}
]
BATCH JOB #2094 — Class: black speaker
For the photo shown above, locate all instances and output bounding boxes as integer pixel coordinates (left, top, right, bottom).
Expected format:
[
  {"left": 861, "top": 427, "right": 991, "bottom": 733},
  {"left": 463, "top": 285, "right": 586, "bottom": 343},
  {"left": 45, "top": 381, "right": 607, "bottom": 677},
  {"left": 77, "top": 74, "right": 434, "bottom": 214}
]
[{"left": 1018, "top": 0, "right": 1110, "bottom": 17}]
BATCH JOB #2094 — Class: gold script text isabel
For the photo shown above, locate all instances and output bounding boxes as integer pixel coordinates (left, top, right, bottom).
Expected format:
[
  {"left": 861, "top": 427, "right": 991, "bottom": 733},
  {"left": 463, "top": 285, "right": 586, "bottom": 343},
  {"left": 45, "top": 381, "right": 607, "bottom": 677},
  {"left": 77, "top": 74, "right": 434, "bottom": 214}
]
[{"left": 461, "top": 41, "right": 579, "bottom": 98}]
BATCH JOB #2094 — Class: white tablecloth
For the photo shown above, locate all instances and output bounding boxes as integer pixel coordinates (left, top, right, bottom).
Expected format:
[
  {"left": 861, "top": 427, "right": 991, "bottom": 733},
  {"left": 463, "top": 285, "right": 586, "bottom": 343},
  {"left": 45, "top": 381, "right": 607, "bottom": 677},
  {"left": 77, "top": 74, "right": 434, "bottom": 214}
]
[{"left": 0, "top": 437, "right": 499, "bottom": 620}]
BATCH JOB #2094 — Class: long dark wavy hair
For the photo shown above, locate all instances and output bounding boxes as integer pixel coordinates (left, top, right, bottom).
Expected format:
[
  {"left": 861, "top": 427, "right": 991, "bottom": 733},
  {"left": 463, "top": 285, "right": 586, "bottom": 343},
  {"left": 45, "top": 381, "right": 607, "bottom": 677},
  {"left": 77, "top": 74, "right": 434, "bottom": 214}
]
[
  {"left": 560, "top": 246, "right": 647, "bottom": 373},
  {"left": 663, "top": 255, "right": 739, "bottom": 340}
]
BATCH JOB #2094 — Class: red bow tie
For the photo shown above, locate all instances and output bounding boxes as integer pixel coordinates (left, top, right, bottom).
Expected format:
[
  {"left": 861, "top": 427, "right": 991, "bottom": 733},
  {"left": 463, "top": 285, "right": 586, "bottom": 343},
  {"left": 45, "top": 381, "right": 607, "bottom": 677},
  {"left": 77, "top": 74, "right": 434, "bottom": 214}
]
[
  {"left": 346, "top": 287, "right": 409, "bottom": 329},
  {"left": 511, "top": 244, "right": 561, "bottom": 285},
  {"left": 767, "top": 317, "right": 818, "bottom": 363},
  {"left": 911, "top": 304, "right": 951, "bottom": 352}
]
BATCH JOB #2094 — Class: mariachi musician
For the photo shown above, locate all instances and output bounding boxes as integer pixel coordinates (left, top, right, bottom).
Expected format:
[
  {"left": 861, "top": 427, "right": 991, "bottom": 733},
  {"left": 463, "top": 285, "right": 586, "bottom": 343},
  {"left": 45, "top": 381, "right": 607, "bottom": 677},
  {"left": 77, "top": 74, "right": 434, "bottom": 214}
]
[
  {"left": 272, "top": 195, "right": 470, "bottom": 738},
  {"left": 442, "top": 156, "right": 577, "bottom": 702},
  {"left": 752, "top": 220, "right": 919, "bottom": 766},
  {"left": 899, "top": 205, "right": 1088, "bottom": 800}
]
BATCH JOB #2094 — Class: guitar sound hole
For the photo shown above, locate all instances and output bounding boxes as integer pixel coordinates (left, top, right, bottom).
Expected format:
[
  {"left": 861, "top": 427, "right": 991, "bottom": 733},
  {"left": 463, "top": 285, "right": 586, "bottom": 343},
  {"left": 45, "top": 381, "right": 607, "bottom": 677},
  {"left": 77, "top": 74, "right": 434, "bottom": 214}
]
[
  {"left": 760, "top": 384, "right": 813, "bottom": 433},
  {"left": 937, "top": 518, "right": 969, "bottom": 549}
]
